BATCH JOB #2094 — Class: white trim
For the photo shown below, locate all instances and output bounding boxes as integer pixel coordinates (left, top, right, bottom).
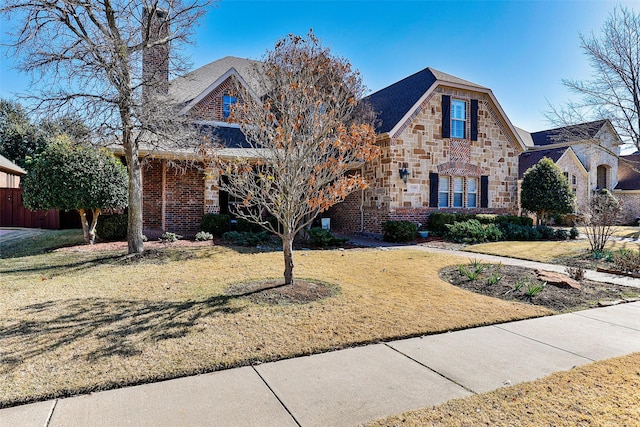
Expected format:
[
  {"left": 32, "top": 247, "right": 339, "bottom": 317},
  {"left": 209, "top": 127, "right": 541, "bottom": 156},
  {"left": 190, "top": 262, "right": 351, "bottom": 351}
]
[
  {"left": 557, "top": 147, "right": 589, "bottom": 176},
  {"left": 613, "top": 189, "right": 640, "bottom": 194}
]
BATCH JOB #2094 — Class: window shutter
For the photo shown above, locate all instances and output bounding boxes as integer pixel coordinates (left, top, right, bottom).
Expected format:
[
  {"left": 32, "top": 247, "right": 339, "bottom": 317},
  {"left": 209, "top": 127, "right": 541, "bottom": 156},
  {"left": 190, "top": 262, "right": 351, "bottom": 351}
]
[
  {"left": 471, "top": 99, "right": 479, "bottom": 141},
  {"left": 429, "top": 172, "right": 439, "bottom": 207},
  {"left": 480, "top": 175, "right": 489, "bottom": 208},
  {"left": 441, "top": 95, "right": 450, "bottom": 139}
]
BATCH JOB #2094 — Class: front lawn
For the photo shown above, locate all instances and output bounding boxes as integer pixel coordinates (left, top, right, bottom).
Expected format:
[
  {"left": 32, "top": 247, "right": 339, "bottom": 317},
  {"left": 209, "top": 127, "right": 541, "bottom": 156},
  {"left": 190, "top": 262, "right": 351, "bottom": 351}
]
[{"left": 0, "top": 243, "right": 549, "bottom": 407}]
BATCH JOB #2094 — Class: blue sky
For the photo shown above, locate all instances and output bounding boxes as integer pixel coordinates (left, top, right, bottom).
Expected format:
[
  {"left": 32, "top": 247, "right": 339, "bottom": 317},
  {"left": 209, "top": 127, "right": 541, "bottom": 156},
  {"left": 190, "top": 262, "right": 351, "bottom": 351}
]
[{"left": 1, "top": 0, "right": 636, "bottom": 134}]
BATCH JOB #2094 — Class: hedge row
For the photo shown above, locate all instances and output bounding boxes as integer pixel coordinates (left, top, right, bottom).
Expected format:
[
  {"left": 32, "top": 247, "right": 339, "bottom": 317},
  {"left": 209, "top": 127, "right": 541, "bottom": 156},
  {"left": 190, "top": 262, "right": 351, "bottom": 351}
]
[{"left": 427, "top": 212, "right": 533, "bottom": 233}]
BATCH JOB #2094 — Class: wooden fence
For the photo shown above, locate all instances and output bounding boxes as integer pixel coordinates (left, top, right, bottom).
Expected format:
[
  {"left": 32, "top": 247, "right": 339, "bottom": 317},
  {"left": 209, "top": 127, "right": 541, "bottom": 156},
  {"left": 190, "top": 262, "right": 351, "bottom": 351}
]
[{"left": 0, "top": 188, "right": 60, "bottom": 229}]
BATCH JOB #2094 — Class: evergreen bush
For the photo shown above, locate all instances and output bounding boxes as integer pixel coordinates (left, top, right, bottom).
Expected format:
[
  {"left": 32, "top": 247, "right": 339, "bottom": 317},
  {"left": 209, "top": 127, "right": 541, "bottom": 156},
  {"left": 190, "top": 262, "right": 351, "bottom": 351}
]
[{"left": 382, "top": 220, "right": 417, "bottom": 242}]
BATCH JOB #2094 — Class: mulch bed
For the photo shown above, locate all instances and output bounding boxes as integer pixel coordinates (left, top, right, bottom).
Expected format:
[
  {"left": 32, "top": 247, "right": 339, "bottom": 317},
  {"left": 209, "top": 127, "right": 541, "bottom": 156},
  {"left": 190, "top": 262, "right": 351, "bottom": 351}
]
[
  {"left": 225, "top": 280, "right": 338, "bottom": 305},
  {"left": 440, "top": 263, "right": 639, "bottom": 313}
]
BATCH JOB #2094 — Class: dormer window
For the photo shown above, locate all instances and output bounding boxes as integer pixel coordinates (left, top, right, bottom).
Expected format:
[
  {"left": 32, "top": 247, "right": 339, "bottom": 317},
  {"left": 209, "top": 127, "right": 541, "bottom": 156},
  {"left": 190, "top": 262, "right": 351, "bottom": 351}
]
[
  {"left": 223, "top": 95, "right": 237, "bottom": 119},
  {"left": 450, "top": 100, "right": 466, "bottom": 139}
]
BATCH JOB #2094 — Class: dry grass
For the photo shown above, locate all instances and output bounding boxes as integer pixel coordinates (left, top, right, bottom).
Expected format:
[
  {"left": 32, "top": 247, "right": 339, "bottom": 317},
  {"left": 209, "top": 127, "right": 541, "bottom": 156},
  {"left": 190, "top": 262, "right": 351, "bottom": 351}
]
[
  {"left": 366, "top": 352, "right": 640, "bottom": 426},
  {"left": 0, "top": 245, "right": 550, "bottom": 407},
  {"left": 466, "top": 239, "right": 640, "bottom": 263}
]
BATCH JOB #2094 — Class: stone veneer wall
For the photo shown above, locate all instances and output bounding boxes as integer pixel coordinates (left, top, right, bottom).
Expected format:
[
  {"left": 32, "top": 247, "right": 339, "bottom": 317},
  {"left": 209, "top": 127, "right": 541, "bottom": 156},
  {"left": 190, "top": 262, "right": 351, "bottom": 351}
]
[
  {"left": 334, "top": 86, "right": 522, "bottom": 233},
  {"left": 615, "top": 191, "right": 640, "bottom": 225},
  {"left": 555, "top": 154, "right": 590, "bottom": 214}
]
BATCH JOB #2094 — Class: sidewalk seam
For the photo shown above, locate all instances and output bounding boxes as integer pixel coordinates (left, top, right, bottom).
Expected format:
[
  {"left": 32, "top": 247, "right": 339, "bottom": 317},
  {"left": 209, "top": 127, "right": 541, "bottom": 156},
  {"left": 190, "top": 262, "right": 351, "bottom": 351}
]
[
  {"left": 572, "top": 310, "right": 640, "bottom": 331},
  {"left": 44, "top": 399, "right": 57, "bottom": 427},
  {"left": 492, "top": 322, "right": 596, "bottom": 362},
  {"left": 251, "top": 365, "right": 302, "bottom": 427},
  {"left": 383, "top": 342, "right": 478, "bottom": 395}
]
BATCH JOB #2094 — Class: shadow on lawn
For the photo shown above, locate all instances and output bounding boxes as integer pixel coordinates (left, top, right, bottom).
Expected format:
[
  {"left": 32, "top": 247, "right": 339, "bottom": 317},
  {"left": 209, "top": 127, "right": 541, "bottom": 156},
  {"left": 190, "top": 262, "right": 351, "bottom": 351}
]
[{"left": 0, "top": 289, "right": 263, "bottom": 373}]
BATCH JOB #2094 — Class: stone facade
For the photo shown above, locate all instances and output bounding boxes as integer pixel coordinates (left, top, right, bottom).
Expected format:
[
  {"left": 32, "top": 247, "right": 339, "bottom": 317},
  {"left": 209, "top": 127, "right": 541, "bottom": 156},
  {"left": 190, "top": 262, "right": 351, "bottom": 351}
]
[
  {"left": 616, "top": 191, "right": 640, "bottom": 225},
  {"left": 554, "top": 150, "right": 590, "bottom": 214},
  {"left": 330, "top": 86, "right": 523, "bottom": 233}
]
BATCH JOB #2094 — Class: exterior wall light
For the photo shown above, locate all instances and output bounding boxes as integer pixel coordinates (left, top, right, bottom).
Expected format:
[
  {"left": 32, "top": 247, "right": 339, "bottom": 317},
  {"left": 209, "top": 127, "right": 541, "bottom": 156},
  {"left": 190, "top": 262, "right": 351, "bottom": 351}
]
[{"left": 399, "top": 165, "right": 410, "bottom": 183}]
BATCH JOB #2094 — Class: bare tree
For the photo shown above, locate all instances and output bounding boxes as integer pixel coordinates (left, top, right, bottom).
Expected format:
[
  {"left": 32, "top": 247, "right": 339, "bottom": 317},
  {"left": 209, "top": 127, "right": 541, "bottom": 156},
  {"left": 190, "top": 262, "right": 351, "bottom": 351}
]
[
  {"left": 581, "top": 189, "right": 622, "bottom": 253},
  {"left": 548, "top": 7, "right": 640, "bottom": 151},
  {"left": 205, "top": 31, "right": 379, "bottom": 286},
  {"left": 1, "top": 0, "right": 210, "bottom": 254}
]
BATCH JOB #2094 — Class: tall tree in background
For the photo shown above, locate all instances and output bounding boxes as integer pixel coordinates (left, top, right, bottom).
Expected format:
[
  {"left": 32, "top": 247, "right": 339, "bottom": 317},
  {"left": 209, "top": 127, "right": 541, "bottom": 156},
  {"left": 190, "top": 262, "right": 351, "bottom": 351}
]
[
  {"left": 549, "top": 7, "right": 640, "bottom": 152},
  {"left": 22, "top": 138, "right": 128, "bottom": 244},
  {"left": 1, "top": 0, "right": 210, "bottom": 254},
  {"left": 521, "top": 157, "right": 576, "bottom": 225},
  {"left": 208, "top": 31, "right": 379, "bottom": 286},
  {"left": 0, "top": 99, "right": 42, "bottom": 165}
]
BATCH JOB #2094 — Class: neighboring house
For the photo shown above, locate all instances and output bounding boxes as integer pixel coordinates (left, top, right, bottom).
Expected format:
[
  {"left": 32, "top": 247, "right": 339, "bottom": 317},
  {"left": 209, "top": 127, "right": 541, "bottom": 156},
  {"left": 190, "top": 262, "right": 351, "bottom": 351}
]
[
  {"left": 614, "top": 152, "right": 640, "bottom": 224},
  {"left": 517, "top": 120, "right": 624, "bottom": 220},
  {"left": 0, "top": 154, "right": 25, "bottom": 188},
  {"left": 327, "top": 67, "right": 527, "bottom": 233}
]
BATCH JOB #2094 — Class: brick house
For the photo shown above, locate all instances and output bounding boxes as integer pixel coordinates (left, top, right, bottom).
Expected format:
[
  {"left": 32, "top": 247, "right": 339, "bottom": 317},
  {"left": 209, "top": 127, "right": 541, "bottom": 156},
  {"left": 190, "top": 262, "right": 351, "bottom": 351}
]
[
  {"left": 0, "top": 154, "right": 25, "bottom": 188},
  {"left": 326, "top": 67, "right": 527, "bottom": 233},
  {"left": 615, "top": 152, "right": 640, "bottom": 224}
]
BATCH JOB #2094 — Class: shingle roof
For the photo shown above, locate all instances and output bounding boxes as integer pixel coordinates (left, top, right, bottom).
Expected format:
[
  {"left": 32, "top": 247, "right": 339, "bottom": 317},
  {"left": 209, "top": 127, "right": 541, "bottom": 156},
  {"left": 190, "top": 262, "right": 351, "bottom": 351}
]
[
  {"left": 169, "top": 56, "right": 263, "bottom": 106},
  {"left": 0, "top": 154, "right": 26, "bottom": 175},
  {"left": 530, "top": 120, "right": 608, "bottom": 146},
  {"left": 199, "top": 124, "right": 249, "bottom": 149},
  {"left": 615, "top": 153, "right": 640, "bottom": 190},
  {"left": 365, "top": 67, "right": 486, "bottom": 134},
  {"left": 518, "top": 148, "right": 568, "bottom": 178}
]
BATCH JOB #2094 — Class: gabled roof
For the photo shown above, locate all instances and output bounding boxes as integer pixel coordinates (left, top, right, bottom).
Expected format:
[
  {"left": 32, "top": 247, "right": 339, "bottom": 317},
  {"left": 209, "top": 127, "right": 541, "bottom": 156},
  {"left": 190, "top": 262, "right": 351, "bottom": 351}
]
[
  {"left": 169, "top": 56, "right": 263, "bottom": 107},
  {"left": 0, "top": 154, "right": 26, "bottom": 175},
  {"left": 615, "top": 153, "right": 640, "bottom": 190},
  {"left": 365, "top": 67, "right": 486, "bottom": 134},
  {"left": 529, "top": 120, "right": 608, "bottom": 146},
  {"left": 518, "top": 147, "right": 568, "bottom": 179},
  {"left": 198, "top": 123, "right": 249, "bottom": 149}
]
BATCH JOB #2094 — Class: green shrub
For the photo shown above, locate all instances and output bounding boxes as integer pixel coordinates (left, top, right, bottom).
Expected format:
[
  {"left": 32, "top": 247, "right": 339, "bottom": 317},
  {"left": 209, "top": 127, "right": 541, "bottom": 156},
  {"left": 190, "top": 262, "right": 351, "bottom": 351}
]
[
  {"left": 96, "top": 213, "right": 128, "bottom": 241},
  {"left": 382, "top": 220, "right": 417, "bottom": 243},
  {"left": 498, "top": 222, "right": 540, "bottom": 241},
  {"left": 569, "top": 227, "right": 579, "bottom": 240},
  {"left": 235, "top": 218, "right": 265, "bottom": 233},
  {"left": 221, "top": 230, "right": 271, "bottom": 246},
  {"left": 306, "top": 228, "right": 348, "bottom": 248},
  {"left": 554, "top": 228, "right": 568, "bottom": 241},
  {"left": 427, "top": 213, "right": 474, "bottom": 233},
  {"left": 200, "top": 214, "right": 231, "bottom": 237},
  {"left": 495, "top": 215, "right": 534, "bottom": 227},
  {"left": 536, "top": 225, "right": 556, "bottom": 240},
  {"left": 195, "top": 231, "right": 213, "bottom": 241},
  {"left": 475, "top": 214, "right": 497, "bottom": 224},
  {"left": 445, "top": 219, "right": 503, "bottom": 243}
]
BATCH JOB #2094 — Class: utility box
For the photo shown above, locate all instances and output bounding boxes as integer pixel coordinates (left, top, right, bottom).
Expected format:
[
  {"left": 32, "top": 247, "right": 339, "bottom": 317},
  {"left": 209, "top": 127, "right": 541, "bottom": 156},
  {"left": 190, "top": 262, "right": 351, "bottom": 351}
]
[{"left": 321, "top": 218, "right": 330, "bottom": 230}]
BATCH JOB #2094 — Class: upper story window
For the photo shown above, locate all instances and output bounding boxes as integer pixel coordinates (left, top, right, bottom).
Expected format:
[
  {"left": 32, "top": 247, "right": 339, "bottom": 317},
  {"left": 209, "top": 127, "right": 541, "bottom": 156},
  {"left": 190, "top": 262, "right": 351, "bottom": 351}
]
[
  {"left": 450, "top": 100, "right": 466, "bottom": 139},
  {"left": 223, "top": 95, "right": 237, "bottom": 119}
]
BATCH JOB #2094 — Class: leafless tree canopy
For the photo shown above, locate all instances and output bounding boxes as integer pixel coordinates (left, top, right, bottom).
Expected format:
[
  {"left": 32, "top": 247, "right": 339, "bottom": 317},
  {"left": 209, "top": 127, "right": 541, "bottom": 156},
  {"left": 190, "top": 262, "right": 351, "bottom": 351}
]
[
  {"left": 206, "top": 31, "right": 379, "bottom": 285},
  {"left": 1, "top": 0, "right": 210, "bottom": 253},
  {"left": 548, "top": 7, "right": 640, "bottom": 152},
  {"left": 581, "top": 189, "right": 622, "bottom": 253}
]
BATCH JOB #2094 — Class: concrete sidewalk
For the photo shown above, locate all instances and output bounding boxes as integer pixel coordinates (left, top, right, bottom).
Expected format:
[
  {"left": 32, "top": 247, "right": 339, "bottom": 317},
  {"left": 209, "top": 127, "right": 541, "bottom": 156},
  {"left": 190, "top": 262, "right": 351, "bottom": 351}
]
[{"left": 2, "top": 302, "right": 640, "bottom": 427}]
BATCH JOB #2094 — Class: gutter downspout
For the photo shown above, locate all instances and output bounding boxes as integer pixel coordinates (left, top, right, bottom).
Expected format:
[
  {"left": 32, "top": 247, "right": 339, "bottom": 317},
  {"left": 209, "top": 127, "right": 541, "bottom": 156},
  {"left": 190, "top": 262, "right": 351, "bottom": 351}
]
[{"left": 360, "top": 165, "right": 365, "bottom": 233}]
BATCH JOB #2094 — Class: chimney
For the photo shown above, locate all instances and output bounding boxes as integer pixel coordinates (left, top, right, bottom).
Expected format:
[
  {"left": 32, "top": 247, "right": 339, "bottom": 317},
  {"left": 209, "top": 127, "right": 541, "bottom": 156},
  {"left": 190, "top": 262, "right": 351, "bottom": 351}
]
[{"left": 142, "top": 7, "right": 169, "bottom": 102}]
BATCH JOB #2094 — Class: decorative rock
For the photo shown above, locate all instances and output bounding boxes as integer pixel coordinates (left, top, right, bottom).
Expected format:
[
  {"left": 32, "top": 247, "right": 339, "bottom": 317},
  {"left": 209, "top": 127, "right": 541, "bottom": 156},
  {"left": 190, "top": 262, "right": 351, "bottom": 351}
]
[
  {"left": 598, "top": 300, "right": 624, "bottom": 307},
  {"left": 534, "top": 270, "right": 582, "bottom": 290}
]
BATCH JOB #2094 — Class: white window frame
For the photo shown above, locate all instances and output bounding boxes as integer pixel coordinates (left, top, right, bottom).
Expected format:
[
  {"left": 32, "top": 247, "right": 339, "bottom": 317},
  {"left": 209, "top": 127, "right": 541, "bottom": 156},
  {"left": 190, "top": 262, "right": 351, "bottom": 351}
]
[
  {"left": 223, "top": 95, "right": 237, "bottom": 118},
  {"left": 453, "top": 177, "right": 464, "bottom": 208},
  {"left": 450, "top": 100, "right": 466, "bottom": 139},
  {"left": 467, "top": 177, "right": 478, "bottom": 208},
  {"left": 439, "top": 176, "right": 450, "bottom": 208}
]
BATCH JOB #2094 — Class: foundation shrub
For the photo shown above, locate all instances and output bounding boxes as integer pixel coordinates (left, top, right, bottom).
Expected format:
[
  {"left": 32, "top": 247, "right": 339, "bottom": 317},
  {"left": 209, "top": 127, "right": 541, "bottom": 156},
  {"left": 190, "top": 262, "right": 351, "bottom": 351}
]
[
  {"left": 96, "top": 213, "right": 127, "bottom": 241},
  {"left": 612, "top": 248, "right": 640, "bottom": 274},
  {"left": 221, "top": 230, "right": 271, "bottom": 246},
  {"left": 306, "top": 228, "right": 348, "bottom": 248},
  {"left": 200, "top": 214, "right": 231, "bottom": 237},
  {"left": 445, "top": 219, "right": 503, "bottom": 243},
  {"left": 382, "top": 220, "right": 418, "bottom": 243}
]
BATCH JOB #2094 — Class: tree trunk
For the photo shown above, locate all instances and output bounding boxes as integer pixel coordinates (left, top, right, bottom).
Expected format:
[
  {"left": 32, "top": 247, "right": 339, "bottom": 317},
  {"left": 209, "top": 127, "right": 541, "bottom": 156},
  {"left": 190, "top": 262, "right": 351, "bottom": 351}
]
[
  {"left": 283, "top": 233, "right": 295, "bottom": 285},
  {"left": 122, "top": 126, "right": 144, "bottom": 254},
  {"left": 88, "top": 208, "right": 101, "bottom": 245},
  {"left": 78, "top": 208, "right": 90, "bottom": 244}
]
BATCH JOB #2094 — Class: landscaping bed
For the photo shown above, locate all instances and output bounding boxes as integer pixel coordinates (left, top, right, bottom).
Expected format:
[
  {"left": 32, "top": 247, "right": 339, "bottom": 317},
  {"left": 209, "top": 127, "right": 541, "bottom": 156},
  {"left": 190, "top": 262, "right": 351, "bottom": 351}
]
[{"left": 441, "top": 262, "right": 639, "bottom": 313}]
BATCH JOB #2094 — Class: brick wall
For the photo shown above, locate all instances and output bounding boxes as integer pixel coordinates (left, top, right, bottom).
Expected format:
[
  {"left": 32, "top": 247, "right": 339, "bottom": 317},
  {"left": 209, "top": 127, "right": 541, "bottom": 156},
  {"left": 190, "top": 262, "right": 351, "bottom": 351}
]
[
  {"left": 330, "top": 86, "right": 523, "bottom": 233},
  {"left": 616, "top": 191, "right": 640, "bottom": 225},
  {"left": 188, "top": 77, "right": 240, "bottom": 122},
  {"left": 142, "top": 159, "right": 164, "bottom": 231},
  {"left": 142, "top": 159, "right": 205, "bottom": 236},
  {"left": 142, "top": 8, "right": 169, "bottom": 101}
]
